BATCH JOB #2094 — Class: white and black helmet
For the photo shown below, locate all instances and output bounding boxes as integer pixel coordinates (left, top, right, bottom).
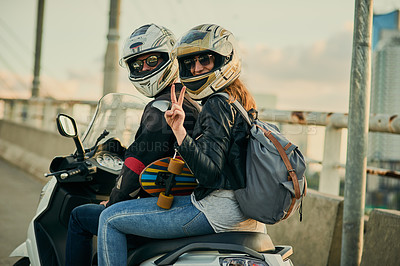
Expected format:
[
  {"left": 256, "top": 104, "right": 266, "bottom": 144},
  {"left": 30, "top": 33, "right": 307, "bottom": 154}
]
[
  {"left": 120, "top": 24, "right": 178, "bottom": 97},
  {"left": 175, "top": 24, "right": 241, "bottom": 100}
]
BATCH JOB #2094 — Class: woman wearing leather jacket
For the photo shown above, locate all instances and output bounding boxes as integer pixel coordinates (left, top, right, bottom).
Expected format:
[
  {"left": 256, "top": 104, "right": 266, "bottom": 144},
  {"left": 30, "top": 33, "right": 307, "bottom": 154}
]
[{"left": 97, "top": 24, "right": 264, "bottom": 266}]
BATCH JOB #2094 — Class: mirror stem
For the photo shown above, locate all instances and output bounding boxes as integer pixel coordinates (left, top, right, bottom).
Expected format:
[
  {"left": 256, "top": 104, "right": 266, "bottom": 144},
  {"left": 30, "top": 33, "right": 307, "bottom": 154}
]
[{"left": 73, "top": 136, "right": 85, "bottom": 161}]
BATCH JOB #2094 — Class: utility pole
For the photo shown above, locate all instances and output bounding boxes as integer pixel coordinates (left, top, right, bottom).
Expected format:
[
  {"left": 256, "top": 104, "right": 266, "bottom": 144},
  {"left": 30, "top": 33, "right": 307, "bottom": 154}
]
[
  {"left": 103, "top": 0, "right": 121, "bottom": 96},
  {"left": 31, "top": 0, "right": 45, "bottom": 98},
  {"left": 341, "top": 0, "right": 373, "bottom": 265}
]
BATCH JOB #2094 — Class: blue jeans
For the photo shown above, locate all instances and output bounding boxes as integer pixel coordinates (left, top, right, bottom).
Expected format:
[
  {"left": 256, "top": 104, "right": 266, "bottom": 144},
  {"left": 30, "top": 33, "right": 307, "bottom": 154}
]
[
  {"left": 65, "top": 204, "right": 105, "bottom": 266},
  {"left": 97, "top": 195, "right": 214, "bottom": 266}
]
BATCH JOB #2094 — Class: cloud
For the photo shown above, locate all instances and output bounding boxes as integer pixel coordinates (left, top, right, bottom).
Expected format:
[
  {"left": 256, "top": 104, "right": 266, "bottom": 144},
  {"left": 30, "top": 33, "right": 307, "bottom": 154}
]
[
  {"left": 1, "top": 22, "right": 355, "bottom": 113},
  {"left": 0, "top": 70, "right": 31, "bottom": 98},
  {"left": 374, "top": 0, "right": 400, "bottom": 14},
  {"left": 240, "top": 27, "right": 353, "bottom": 112},
  {"left": 0, "top": 68, "right": 103, "bottom": 101}
]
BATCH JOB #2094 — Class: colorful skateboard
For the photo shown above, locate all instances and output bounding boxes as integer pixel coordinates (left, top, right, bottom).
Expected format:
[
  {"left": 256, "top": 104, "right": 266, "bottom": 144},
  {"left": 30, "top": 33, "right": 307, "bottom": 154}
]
[{"left": 139, "top": 157, "right": 197, "bottom": 209}]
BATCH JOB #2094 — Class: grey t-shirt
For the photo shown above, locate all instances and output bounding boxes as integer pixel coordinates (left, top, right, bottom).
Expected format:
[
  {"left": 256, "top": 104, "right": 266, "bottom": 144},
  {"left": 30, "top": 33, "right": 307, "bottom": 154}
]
[{"left": 191, "top": 189, "right": 265, "bottom": 233}]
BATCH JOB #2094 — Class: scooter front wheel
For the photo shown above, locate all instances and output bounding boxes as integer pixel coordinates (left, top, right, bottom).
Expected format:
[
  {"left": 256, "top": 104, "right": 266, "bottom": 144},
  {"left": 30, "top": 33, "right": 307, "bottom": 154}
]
[{"left": 13, "top": 257, "right": 30, "bottom": 266}]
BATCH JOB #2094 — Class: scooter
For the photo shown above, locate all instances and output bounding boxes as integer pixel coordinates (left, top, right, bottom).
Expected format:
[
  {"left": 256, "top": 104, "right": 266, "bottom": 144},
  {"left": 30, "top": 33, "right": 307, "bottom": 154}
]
[{"left": 10, "top": 93, "right": 294, "bottom": 266}]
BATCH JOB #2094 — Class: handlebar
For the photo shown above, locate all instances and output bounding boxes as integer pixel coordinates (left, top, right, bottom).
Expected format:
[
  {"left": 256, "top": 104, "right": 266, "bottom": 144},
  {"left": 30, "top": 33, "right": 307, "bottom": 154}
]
[
  {"left": 44, "top": 165, "right": 97, "bottom": 181},
  {"left": 44, "top": 168, "right": 82, "bottom": 180}
]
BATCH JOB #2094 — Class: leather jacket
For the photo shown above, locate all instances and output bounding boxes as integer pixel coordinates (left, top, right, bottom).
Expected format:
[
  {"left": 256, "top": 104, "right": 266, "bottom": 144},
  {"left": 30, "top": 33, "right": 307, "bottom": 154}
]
[{"left": 177, "top": 93, "right": 250, "bottom": 201}]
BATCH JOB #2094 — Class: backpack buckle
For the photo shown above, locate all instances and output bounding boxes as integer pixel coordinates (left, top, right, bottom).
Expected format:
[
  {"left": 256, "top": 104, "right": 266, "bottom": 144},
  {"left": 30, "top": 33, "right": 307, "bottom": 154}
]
[{"left": 248, "top": 108, "right": 258, "bottom": 120}]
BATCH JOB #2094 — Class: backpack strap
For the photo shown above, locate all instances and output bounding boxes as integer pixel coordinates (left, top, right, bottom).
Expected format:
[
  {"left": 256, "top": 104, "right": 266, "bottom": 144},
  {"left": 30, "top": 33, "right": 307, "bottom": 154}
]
[
  {"left": 258, "top": 125, "right": 301, "bottom": 199},
  {"left": 214, "top": 92, "right": 252, "bottom": 126},
  {"left": 215, "top": 92, "right": 301, "bottom": 199}
]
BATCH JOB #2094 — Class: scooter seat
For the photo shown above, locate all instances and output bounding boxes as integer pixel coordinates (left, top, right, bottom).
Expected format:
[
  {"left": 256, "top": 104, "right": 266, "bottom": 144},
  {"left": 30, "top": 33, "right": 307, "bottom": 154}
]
[{"left": 126, "top": 231, "right": 275, "bottom": 266}]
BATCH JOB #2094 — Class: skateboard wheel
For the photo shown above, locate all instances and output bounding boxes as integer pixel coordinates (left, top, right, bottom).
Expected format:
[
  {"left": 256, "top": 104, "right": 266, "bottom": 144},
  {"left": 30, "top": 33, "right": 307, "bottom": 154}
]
[
  {"left": 157, "top": 192, "right": 174, "bottom": 209},
  {"left": 168, "top": 158, "right": 185, "bottom": 175}
]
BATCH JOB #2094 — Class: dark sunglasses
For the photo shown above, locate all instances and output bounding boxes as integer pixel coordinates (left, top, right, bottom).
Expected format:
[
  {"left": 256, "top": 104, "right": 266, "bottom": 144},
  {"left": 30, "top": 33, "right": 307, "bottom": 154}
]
[
  {"left": 183, "top": 54, "right": 214, "bottom": 71},
  {"left": 129, "top": 55, "right": 161, "bottom": 72}
]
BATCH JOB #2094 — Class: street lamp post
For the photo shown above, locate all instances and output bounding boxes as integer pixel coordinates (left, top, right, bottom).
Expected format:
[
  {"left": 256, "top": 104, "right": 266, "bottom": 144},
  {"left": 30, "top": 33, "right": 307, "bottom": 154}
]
[
  {"left": 341, "top": 0, "right": 373, "bottom": 265},
  {"left": 102, "top": 0, "right": 121, "bottom": 96},
  {"left": 31, "top": 0, "right": 45, "bottom": 98}
]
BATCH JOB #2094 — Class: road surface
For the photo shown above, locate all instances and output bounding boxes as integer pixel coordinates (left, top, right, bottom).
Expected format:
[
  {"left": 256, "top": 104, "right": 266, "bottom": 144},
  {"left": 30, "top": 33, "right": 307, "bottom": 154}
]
[{"left": 0, "top": 158, "right": 45, "bottom": 265}]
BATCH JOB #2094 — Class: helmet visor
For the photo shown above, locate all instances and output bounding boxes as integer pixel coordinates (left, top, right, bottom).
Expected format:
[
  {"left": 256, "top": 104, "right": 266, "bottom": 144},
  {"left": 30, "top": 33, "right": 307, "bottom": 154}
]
[
  {"left": 126, "top": 53, "right": 169, "bottom": 79},
  {"left": 179, "top": 30, "right": 208, "bottom": 45},
  {"left": 178, "top": 51, "right": 226, "bottom": 78},
  {"left": 128, "top": 55, "right": 162, "bottom": 73},
  {"left": 182, "top": 54, "right": 214, "bottom": 72}
]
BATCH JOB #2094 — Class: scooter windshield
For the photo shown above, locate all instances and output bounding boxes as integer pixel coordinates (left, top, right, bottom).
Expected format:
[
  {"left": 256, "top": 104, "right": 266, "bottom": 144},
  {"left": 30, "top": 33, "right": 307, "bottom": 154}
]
[{"left": 81, "top": 93, "right": 149, "bottom": 149}]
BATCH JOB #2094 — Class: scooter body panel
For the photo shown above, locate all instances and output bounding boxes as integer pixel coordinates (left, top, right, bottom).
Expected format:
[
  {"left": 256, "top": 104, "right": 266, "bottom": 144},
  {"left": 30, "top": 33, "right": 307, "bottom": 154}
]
[
  {"left": 9, "top": 242, "right": 28, "bottom": 257},
  {"left": 26, "top": 237, "right": 40, "bottom": 266},
  {"left": 10, "top": 178, "right": 57, "bottom": 265}
]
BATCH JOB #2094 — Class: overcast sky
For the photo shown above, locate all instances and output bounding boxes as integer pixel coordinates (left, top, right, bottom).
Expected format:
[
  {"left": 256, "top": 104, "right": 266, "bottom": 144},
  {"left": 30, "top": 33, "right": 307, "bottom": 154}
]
[{"left": 1, "top": 0, "right": 399, "bottom": 112}]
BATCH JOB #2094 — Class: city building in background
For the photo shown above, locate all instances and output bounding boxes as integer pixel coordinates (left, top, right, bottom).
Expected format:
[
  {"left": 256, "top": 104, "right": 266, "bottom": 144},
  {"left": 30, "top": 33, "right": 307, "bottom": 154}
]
[{"left": 367, "top": 10, "right": 400, "bottom": 210}]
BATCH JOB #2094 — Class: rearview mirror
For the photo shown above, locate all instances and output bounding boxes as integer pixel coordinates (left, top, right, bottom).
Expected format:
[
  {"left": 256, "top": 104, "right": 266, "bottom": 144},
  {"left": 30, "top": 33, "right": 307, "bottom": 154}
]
[
  {"left": 56, "top": 113, "right": 85, "bottom": 161},
  {"left": 57, "top": 114, "right": 77, "bottom": 137}
]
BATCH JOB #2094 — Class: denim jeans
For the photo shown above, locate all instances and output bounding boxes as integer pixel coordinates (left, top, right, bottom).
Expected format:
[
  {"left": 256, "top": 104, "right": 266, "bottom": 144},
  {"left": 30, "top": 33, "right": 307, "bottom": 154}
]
[
  {"left": 65, "top": 203, "right": 105, "bottom": 266},
  {"left": 97, "top": 195, "right": 214, "bottom": 266}
]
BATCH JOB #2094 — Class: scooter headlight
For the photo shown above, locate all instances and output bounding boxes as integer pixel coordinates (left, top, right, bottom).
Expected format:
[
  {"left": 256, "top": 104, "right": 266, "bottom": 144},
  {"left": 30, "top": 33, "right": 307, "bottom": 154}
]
[{"left": 220, "top": 257, "right": 269, "bottom": 266}]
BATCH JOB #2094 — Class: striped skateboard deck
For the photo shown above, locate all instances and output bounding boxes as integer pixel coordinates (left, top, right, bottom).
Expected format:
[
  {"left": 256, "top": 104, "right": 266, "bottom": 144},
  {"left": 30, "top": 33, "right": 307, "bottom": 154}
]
[{"left": 139, "top": 157, "right": 197, "bottom": 197}]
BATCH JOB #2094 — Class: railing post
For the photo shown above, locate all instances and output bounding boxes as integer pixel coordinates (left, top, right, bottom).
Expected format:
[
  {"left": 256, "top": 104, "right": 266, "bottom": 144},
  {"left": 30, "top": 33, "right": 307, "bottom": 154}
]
[
  {"left": 65, "top": 104, "right": 74, "bottom": 118},
  {"left": 13, "top": 101, "right": 25, "bottom": 123},
  {"left": 43, "top": 99, "right": 57, "bottom": 132},
  {"left": 3, "top": 100, "right": 14, "bottom": 120},
  {"left": 319, "top": 126, "right": 342, "bottom": 195},
  {"left": 26, "top": 99, "right": 43, "bottom": 128}
]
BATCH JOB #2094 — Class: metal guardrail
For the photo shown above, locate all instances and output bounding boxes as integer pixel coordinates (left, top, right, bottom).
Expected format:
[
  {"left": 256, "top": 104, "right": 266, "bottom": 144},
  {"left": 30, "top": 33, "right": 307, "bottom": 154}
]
[
  {"left": 0, "top": 97, "right": 399, "bottom": 195},
  {"left": 0, "top": 97, "right": 98, "bottom": 133},
  {"left": 258, "top": 109, "right": 400, "bottom": 134},
  {"left": 257, "top": 109, "right": 400, "bottom": 191}
]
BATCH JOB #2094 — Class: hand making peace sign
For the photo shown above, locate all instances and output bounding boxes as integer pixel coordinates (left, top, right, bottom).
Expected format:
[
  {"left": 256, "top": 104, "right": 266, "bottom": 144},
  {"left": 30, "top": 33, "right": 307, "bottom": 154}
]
[{"left": 164, "top": 84, "right": 187, "bottom": 145}]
